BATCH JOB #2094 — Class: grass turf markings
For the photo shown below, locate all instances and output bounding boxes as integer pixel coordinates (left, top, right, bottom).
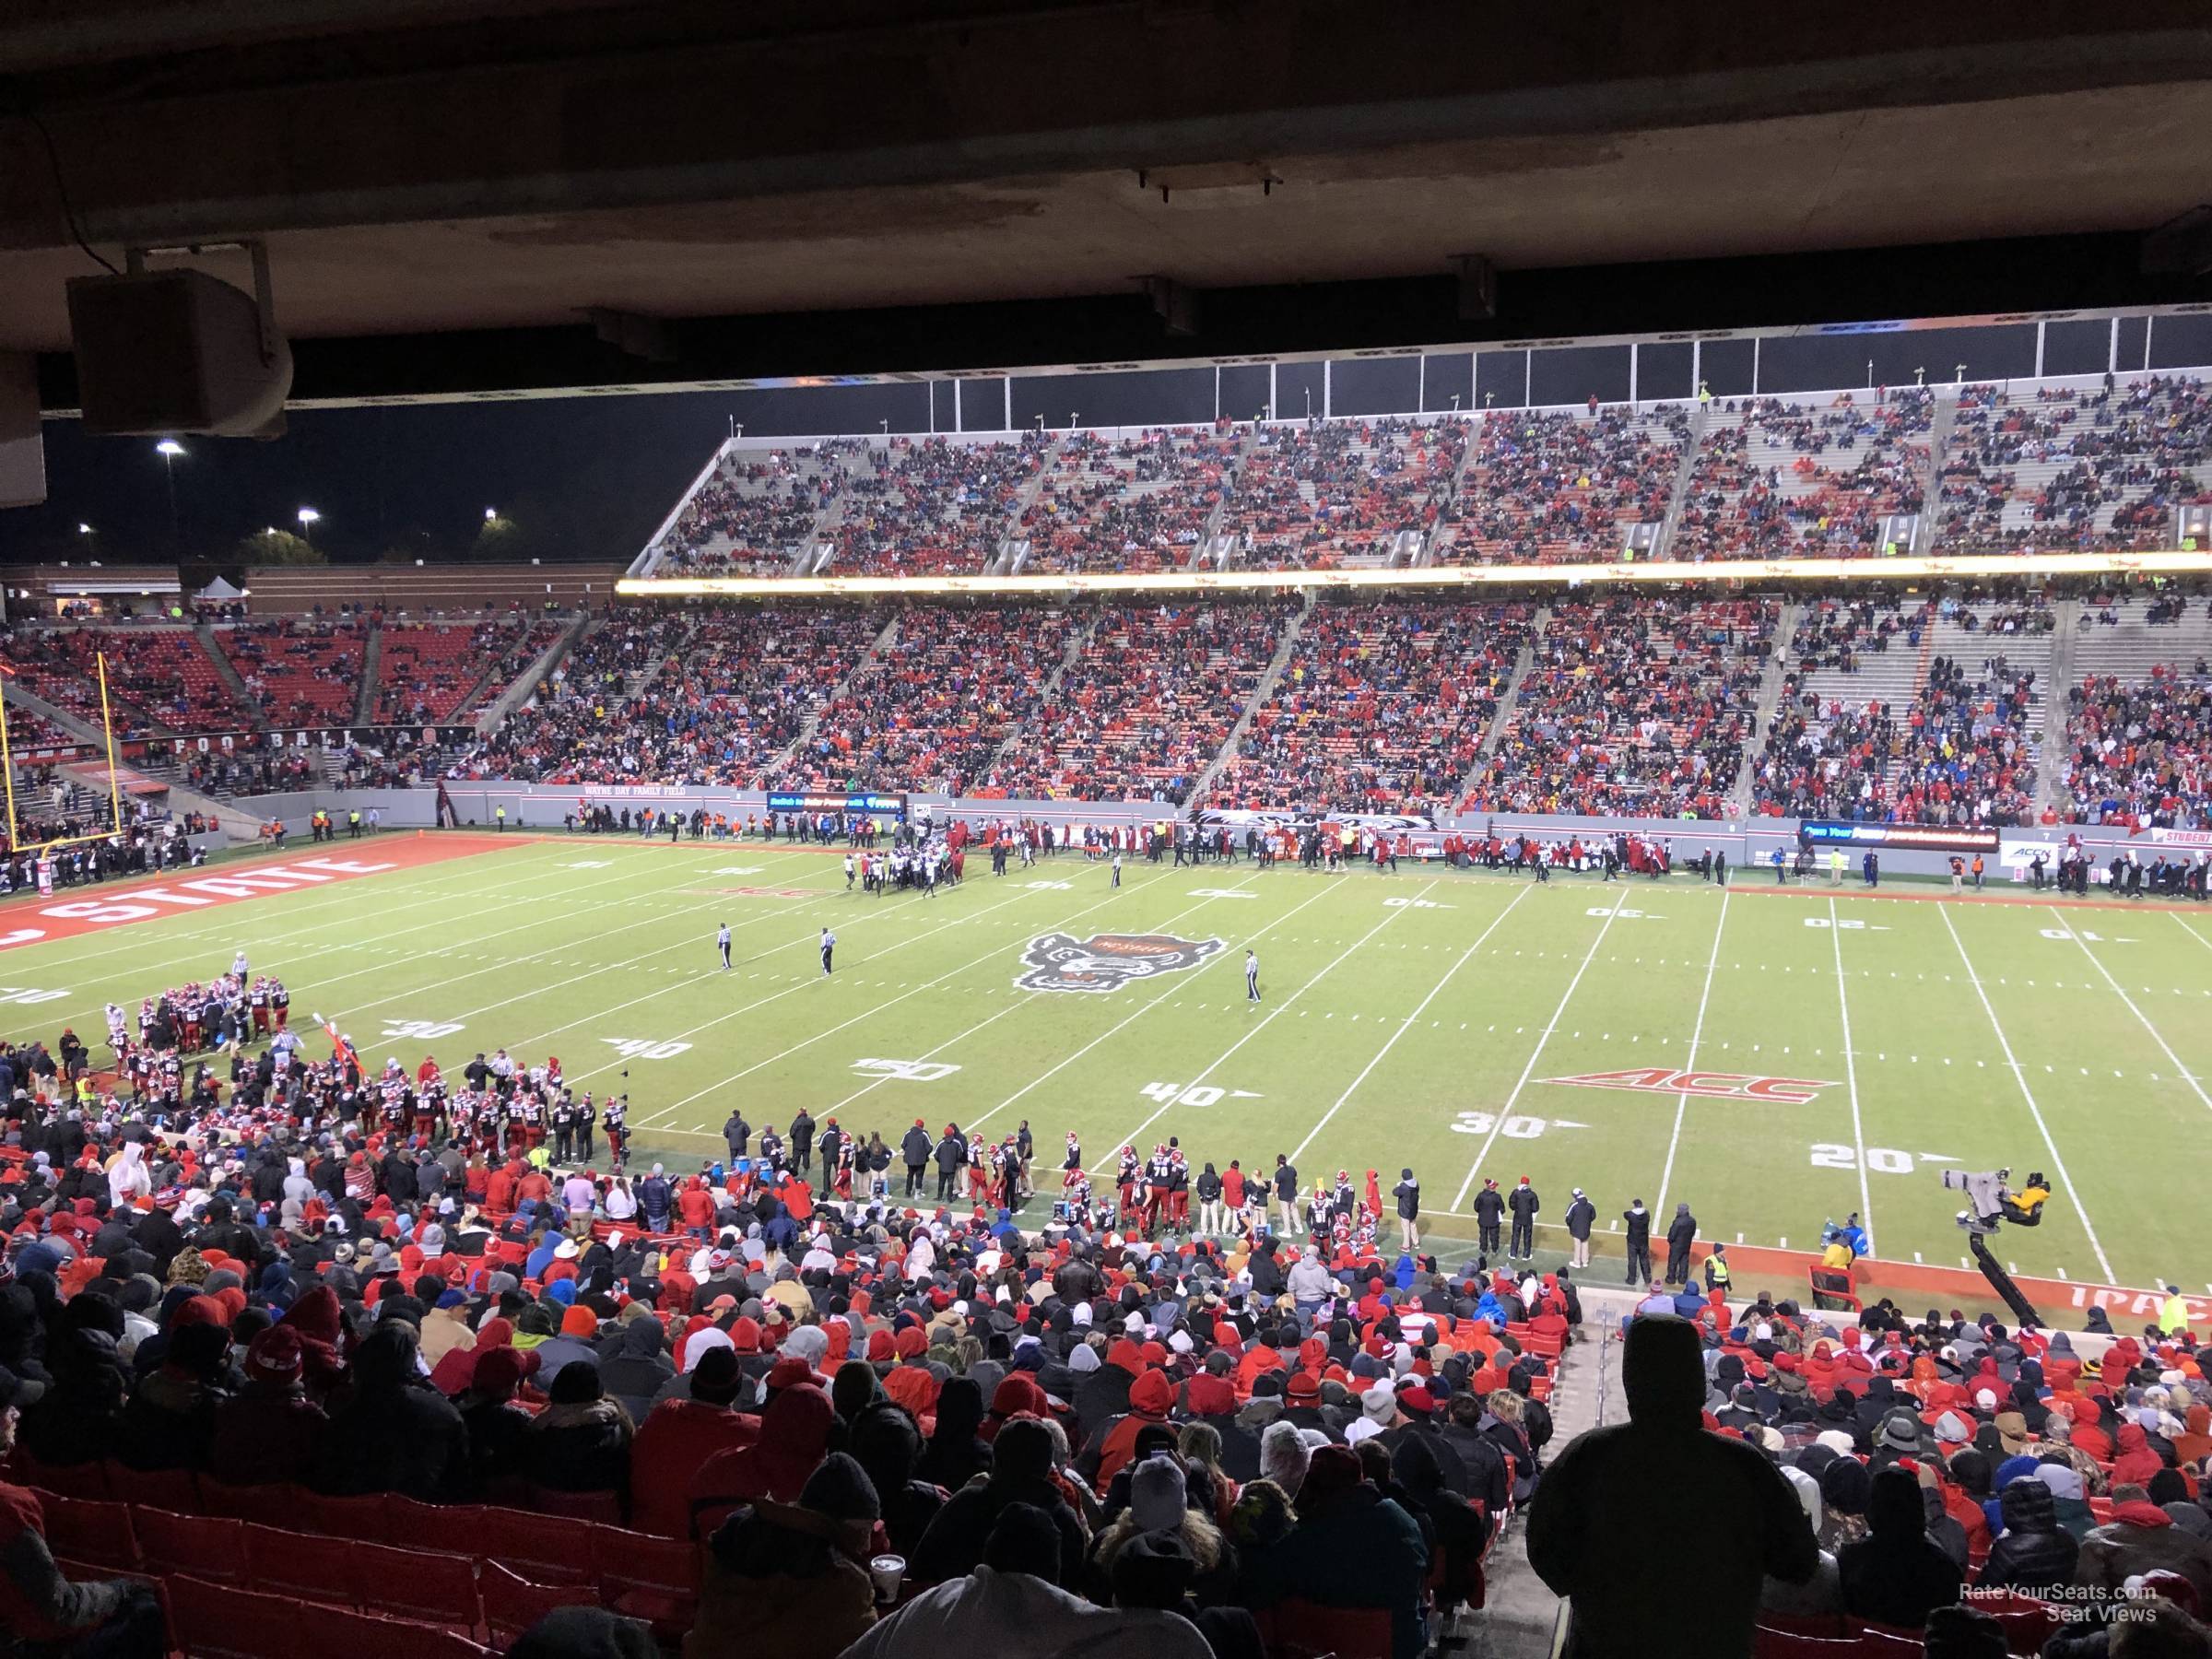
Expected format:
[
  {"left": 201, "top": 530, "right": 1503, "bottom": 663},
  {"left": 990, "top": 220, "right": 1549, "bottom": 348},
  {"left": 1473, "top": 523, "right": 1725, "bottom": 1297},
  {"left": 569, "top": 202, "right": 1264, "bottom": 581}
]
[
  {"left": 1653, "top": 888, "right": 1733, "bottom": 1228},
  {"left": 2053, "top": 907, "right": 2212, "bottom": 1118},
  {"left": 1825, "top": 895, "right": 1877, "bottom": 1252},
  {"left": 1091, "top": 877, "right": 1445, "bottom": 1171},
  {"left": 1450, "top": 886, "right": 1630, "bottom": 1211},
  {"left": 1286, "top": 884, "right": 1534, "bottom": 1166},
  {"left": 1936, "top": 902, "right": 2116, "bottom": 1284},
  {"left": 630, "top": 867, "right": 1185, "bottom": 1128}
]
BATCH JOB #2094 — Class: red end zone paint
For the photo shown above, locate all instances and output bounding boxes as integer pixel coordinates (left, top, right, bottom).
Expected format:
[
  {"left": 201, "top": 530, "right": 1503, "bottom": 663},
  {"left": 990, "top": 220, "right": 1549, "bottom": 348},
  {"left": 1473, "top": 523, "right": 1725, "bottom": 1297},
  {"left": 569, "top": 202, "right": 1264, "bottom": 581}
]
[{"left": 0, "top": 834, "right": 513, "bottom": 952}]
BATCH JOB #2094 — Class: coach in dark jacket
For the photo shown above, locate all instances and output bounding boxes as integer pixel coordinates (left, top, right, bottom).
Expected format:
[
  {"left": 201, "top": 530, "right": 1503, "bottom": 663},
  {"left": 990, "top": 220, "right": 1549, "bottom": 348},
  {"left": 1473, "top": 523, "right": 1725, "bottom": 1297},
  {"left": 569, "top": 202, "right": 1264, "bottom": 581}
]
[
  {"left": 900, "top": 1123, "right": 932, "bottom": 1196},
  {"left": 1663, "top": 1204, "right": 1698, "bottom": 1285}
]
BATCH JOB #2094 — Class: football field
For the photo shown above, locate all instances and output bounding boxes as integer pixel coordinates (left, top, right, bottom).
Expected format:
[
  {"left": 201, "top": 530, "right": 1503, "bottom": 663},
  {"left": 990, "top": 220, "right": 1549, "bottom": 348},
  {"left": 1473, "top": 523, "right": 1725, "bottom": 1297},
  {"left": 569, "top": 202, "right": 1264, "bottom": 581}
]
[{"left": 6, "top": 831, "right": 2210, "bottom": 1302}]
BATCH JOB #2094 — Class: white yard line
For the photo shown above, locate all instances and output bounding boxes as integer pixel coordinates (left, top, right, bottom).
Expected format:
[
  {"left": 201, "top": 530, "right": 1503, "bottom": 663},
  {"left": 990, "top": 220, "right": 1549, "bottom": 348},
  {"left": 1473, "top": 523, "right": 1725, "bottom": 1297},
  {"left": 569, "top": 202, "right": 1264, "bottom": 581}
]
[
  {"left": 1654, "top": 888, "right": 1732, "bottom": 1225},
  {"left": 1288, "top": 885, "right": 1533, "bottom": 1165},
  {"left": 1451, "top": 887, "right": 1628, "bottom": 1211},
  {"left": 1824, "top": 895, "right": 1877, "bottom": 1251},
  {"left": 1937, "top": 904, "right": 2116, "bottom": 1284},
  {"left": 2171, "top": 912, "right": 2212, "bottom": 959},
  {"left": 2052, "top": 906, "right": 2212, "bottom": 1116},
  {"left": 629, "top": 869, "right": 1179, "bottom": 1122},
  {"left": 1090, "top": 878, "right": 1443, "bottom": 1169}
]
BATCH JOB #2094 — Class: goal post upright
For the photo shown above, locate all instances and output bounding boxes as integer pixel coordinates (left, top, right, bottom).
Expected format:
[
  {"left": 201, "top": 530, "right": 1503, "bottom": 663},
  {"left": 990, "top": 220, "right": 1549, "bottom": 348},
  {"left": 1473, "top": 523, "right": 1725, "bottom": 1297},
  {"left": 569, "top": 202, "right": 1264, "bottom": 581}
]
[{"left": 94, "top": 652, "right": 124, "bottom": 839}]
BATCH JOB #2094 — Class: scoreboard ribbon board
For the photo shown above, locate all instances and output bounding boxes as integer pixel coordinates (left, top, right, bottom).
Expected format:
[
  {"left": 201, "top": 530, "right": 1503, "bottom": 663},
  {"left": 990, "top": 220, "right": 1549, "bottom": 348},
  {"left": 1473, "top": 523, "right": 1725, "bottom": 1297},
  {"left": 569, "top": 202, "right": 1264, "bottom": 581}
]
[
  {"left": 1797, "top": 819, "right": 2001, "bottom": 853},
  {"left": 765, "top": 792, "right": 908, "bottom": 818}
]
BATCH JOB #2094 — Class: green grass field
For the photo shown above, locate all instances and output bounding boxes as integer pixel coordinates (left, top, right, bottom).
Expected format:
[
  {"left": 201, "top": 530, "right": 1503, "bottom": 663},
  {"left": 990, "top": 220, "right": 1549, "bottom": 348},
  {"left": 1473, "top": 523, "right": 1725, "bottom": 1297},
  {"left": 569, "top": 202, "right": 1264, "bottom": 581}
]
[{"left": 6, "top": 833, "right": 2210, "bottom": 1298}]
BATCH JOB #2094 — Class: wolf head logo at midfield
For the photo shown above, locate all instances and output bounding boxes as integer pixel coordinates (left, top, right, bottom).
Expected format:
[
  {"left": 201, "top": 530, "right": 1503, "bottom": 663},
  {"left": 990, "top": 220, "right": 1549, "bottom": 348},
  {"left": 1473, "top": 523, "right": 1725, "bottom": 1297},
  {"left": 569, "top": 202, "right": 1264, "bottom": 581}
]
[{"left": 1017, "top": 932, "right": 1224, "bottom": 994}]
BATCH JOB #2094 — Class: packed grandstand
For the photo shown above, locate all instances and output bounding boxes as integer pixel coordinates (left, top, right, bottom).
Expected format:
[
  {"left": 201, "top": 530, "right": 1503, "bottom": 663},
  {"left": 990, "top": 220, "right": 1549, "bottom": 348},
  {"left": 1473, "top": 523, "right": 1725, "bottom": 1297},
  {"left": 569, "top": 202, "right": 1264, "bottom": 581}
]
[{"left": 8, "top": 363, "right": 2212, "bottom": 1659}]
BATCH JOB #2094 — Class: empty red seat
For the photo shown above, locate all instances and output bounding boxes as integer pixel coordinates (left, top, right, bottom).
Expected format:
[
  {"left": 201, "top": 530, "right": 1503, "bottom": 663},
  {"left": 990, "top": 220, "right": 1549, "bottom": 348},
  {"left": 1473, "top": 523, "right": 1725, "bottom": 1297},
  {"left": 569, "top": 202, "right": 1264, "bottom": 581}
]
[
  {"left": 18, "top": 1456, "right": 111, "bottom": 1500},
  {"left": 167, "top": 1573, "right": 294, "bottom": 1659},
  {"left": 298, "top": 1489, "right": 393, "bottom": 1541},
  {"left": 241, "top": 1521, "right": 359, "bottom": 1608},
  {"left": 38, "top": 1493, "right": 137, "bottom": 1571},
  {"left": 465, "top": 1506, "right": 596, "bottom": 1584},
  {"left": 528, "top": 1485, "right": 625, "bottom": 1524},
  {"left": 107, "top": 1462, "right": 198, "bottom": 1515},
  {"left": 1752, "top": 1630, "right": 1861, "bottom": 1659},
  {"left": 479, "top": 1561, "right": 599, "bottom": 1647},
  {"left": 590, "top": 1524, "right": 701, "bottom": 1637},
  {"left": 348, "top": 1538, "right": 480, "bottom": 1630},
  {"left": 133, "top": 1506, "right": 242, "bottom": 1583}
]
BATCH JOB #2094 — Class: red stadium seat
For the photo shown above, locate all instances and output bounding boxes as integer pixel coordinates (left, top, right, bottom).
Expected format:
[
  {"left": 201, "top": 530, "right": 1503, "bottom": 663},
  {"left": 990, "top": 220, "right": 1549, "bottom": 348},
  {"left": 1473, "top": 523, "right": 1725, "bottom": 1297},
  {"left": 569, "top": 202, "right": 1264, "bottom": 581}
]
[
  {"left": 466, "top": 1506, "right": 597, "bottom": 1584},
  {"left": 590, "top": 1524, "right": 700, "bottom": 1636},
  {"left": 195, "top": 1477, "right": 276, "bottom": 1523},
  {"left": 1752, "top": 1630, "right": 1861, "bottom": 1659},
  {"left": 19, "top": 1455, "right": 111, "bottom": 1500},
  {"left": 133, "top": 1507, "right": 242, "bottom": 1583},
  {"left": 38, "top": 1493, "right": 138, "bottom": 1571},
  {"left": 348, "top": 1538, "right": 480, "bottom": 1630},
  {"left": 1253, "top": 1598, "right": 1394, "bottom": 1659},
  {"left": 1970, "top": 1592, "right": 2062, "bottom": 1655},
  {"left": 298, "top": 1489, "right": 394, "bottom": 1541},
  {"left": 109, "top": 1462, "right": 198, "bottom": 1515},
  {"left": 1851, "top": 1624, "right": 1929, "bottom": 1655},
  {"left": 241, "top": 1521, "right": 359, "bottom": 1608},
  {"left": 479, "top": 1561, "right": 599, "bottom": 1647},
  {"left": 526, "top": 1485, "right": 626, "bottom": 1524},
  {"left": 167, "top": 1574, "right": 295, "bottom": 1659}
]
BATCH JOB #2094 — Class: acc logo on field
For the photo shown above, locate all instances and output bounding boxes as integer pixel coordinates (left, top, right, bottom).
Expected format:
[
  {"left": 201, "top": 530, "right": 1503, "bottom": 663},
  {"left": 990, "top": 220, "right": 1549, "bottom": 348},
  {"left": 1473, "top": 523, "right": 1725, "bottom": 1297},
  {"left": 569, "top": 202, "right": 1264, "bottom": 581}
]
[
  {"left": 1017, "top": 932, "right": 1224, "bottom": 995},
  {"left": 1540, "top": 1068, "right": 1837, "bottom": 1105}
]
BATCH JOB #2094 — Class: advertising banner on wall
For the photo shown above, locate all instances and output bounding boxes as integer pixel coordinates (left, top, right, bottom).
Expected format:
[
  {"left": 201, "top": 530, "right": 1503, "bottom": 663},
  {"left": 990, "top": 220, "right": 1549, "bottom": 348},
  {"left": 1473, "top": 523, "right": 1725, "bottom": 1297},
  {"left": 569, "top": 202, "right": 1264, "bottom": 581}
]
[{"left": 1798, "top": 819, "right": 2001, "bottom": 853}]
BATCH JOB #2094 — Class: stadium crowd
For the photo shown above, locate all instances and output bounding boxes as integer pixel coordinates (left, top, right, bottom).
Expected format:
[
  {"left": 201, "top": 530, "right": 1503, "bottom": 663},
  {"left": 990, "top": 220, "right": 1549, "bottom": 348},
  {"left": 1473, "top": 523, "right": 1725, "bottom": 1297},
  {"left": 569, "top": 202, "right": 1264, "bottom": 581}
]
[
  {"left": 1675, "top": 390, "right": 1932, "bottom": 561},
  {"left": 1443, "top": 406, "right": 1689, "bottom": 565},
  {"left": 1020, "top": 429, "right": 1240, "bottom": 573},
  {"left": 1465, "top": 597, "right": 1775, "bottom": 818}
]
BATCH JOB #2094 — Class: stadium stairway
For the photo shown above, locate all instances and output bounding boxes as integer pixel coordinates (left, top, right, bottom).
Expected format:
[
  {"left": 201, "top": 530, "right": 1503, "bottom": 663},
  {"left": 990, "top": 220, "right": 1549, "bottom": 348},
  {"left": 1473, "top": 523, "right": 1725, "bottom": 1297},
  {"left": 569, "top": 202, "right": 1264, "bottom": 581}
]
[
  {"left": 1190, "top": 426, "right": 1262, "bottom": 571},
  {"left": 476, "top": 613, "right": 593, "bottom": 732},
  {"left": 1184, "top": 592, "right": 1311, "bottom": 801},
  {"left": 1749, "top": 600, "right": 1807, "bottom": 773},
  {"left": 988, "top": 433, "right": 1070, "bottom": 574},
  {"left": 2036, "top": 600, "right": 2085, "bottom": 816},
  {"left": 1916, "top": 394, "right": 1959, "bottom": 550},
  {"left": 1414, "top": 421, "right": 1482, "bottom": 567},
  {"left": 351, "top": 627, "right": 382, "bottom": 726},
  {"left": 196, "top": 624, "right": 265, "bottom": 730},
  {"left": 1652, "top": 402, "right": 1709, "bottom": 559},
  {"left": 776, "top": 610, "right": 901, "bottom": 774},
  {"left": 1459, "top": 611, "right": 1546, "bottom": 794},
  {"left": 985, "top": 611, "right": 1097, "bottom": 777}
]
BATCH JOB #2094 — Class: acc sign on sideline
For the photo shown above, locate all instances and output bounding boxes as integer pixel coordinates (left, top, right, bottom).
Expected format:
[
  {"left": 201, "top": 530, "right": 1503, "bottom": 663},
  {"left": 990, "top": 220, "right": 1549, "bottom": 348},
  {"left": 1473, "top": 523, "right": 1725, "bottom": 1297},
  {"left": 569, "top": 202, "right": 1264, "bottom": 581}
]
[
  {"left": 1540, "top": 1068, "right": 1838, "bottom": 1104},
  {"left": 0, "top": 855, "right": 417, "bottom": 952}
]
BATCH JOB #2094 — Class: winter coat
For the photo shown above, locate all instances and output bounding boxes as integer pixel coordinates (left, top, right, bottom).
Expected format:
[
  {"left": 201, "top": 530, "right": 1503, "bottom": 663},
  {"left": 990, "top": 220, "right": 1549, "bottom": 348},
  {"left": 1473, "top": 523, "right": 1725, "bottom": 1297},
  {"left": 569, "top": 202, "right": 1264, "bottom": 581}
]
[
  {"left": 309, "top": 1378, "right": 470, "bottom": 1499},
  {"left": 2075, "top": 1500, "right": 2212, "bottom": 1609},
  {"left": 910, "top": 1474, "right": 1089, "bottom": 1589},
  {"left": 1244, "top": 1484, "right": 1430, "bottom": 1659},
  {"left": 524, "top": 1397, "right": 633, "bottom": 1497},
  {"left": 209, "top": 1382, "right": 326, "bottom": 1488},
  {"left": 688, "top": 1501, "right": 876, "bottom": 1659},
  {"left": 600, "top": 1320, "right": 677, "bottom": 1425},
  {"left": 1563, "top": 1197, "right": 1596, "bottom": 1241},
  {"left": 1979, "top": 1477, "right": 2079, "bottom": 1597},
  {"left": 1836, "top": 1471, "right": 1963, "bottom": 1631}
]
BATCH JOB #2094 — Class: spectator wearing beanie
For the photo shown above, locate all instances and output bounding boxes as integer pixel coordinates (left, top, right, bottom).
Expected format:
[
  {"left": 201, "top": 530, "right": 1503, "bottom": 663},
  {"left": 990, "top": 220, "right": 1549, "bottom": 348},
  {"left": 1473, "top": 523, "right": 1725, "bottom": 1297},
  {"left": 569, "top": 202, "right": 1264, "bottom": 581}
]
[
  {"left": 2075, "top": 1487, "right": 2212, "bottom": 1608},
  {"left": 457, "top": 1343, "right": 538, "bottom": 1496},
  {"left": 209, "top": 1325, "right": 325, "bottom": 1486},
  {"left": 688, "top": 1452, "right": 880, "bottom": 1659},
  {"left": 916, "top": 1376, "right": 991, "bottom": 1492},
  {"left": 530, "top": 1303, "right": 603, "bottom": 1386},
  {"left": 629, "top": 1347, "right": 757, "bottom": 1539},
  {"left": 418, "top": 1288, "right": 477, "bottom": 1371},
  {"left": 1978, "top": 1466, "right": 2078, "bottom": 1597},
  {"left": 118, "top": 1297, "right": 232, "bottom": 1471},
  {"left": 912, "top": 1417, "right": 1089, "bottom": 1589},
  {"left": 1246, "top": 1444, "right": 1430, "bottom": 1659},
  {"left": 525, "top": 1360, "right": 633, "bottom": 1501}
]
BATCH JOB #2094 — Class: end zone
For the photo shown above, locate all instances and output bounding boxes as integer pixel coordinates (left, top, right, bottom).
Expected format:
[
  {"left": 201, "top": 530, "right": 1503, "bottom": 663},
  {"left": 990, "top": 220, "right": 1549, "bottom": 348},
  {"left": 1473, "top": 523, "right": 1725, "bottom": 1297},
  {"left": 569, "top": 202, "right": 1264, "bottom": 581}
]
[{"left": 0, "top": 833, "right": 518, "bottom": 953}]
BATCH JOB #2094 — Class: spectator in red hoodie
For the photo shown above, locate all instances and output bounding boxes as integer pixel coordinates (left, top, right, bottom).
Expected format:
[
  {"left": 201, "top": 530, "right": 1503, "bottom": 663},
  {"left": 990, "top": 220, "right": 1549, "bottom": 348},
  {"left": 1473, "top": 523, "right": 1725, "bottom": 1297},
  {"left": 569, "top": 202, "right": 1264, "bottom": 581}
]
[{"left": 629, "top": 1347, "right": 756, "bottom": 1538}]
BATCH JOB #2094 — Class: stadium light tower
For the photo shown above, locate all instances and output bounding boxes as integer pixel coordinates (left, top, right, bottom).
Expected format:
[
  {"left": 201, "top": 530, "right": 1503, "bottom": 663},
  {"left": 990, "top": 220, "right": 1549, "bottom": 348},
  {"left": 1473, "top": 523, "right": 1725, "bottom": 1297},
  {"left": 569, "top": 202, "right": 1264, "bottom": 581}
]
[
  {"left": 155, "top": 439, "right": 184, "bottom": 551},
  {"left": 485, "top": 506, "right": 499, "bottom": 521},
  {"left": 296, "top": 506, "right": 320, "bottom": 547}
]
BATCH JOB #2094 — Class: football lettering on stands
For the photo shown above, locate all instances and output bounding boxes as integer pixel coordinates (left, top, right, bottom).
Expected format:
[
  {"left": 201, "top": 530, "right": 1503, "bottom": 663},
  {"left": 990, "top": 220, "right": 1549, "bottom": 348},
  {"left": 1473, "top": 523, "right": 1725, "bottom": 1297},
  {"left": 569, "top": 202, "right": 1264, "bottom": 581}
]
[
  {"left": 851, "top": 1058, "right": 960, "bottom": 1083},
  {"left": 0, "top": 987, "right": 65, "bottom": 1006},
  {"left": 1541, "top": 1068, "right": 1837, "bottom": 1104},
  {"left": 382, "top": 1019, "right": 465, "bottom": 1041},
  {"left": 601, "top": 1038, "right": 692, "bottom": 1061}
]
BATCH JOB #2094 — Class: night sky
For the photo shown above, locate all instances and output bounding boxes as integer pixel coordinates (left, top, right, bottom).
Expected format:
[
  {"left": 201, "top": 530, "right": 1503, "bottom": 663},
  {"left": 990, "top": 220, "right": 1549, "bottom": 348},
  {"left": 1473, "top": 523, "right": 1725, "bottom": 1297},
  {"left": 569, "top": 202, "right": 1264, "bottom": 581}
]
[{"left": 10, "top": 307, "right": 2196, "bottom": 571}]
